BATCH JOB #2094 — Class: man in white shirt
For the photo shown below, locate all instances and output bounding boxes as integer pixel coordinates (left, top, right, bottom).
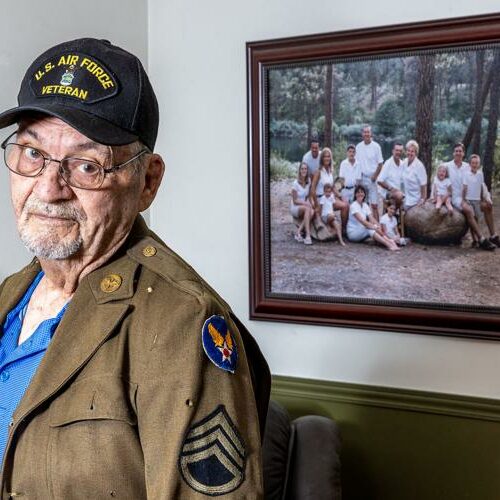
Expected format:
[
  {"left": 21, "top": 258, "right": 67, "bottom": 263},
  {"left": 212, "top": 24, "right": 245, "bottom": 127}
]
[
  {"left": 445, "top": 143, "right": 470, "bottom": 210},
  {"left": 339, "top": 144, "right": 361, "bottom": 203},
  {"left": 302, "top": 139, "right": 321, "bottom": 178},
  {"left": 445, "top": 143, "right": 496, "bottom": 250},
  {"left": 356, "top": 125, "right": 383, "bottom": 220},
  {"left": 377, "top": 142, "right": 405, "bottom": 208},
  {"left": 462, "top": 154, "right": 500, "bottom": 248}
]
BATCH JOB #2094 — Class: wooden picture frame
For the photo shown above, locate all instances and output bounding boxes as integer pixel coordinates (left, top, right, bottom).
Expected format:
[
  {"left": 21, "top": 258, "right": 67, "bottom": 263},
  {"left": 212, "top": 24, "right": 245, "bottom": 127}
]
[{"left": 247, "top": 14, "right": 500, "bottom": 339}]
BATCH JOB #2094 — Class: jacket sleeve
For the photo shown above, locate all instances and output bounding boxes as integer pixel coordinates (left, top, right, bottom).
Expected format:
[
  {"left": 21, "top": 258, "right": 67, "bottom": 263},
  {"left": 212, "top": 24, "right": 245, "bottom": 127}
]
[{"left": 135, "top": 290, "right": 265, "bottom": 499}]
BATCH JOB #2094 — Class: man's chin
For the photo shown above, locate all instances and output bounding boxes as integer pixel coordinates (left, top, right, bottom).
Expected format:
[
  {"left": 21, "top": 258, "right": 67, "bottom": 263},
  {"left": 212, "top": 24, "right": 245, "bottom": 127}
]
[{"left": 19, "top": 231, "right": 83, "bottom": 260}]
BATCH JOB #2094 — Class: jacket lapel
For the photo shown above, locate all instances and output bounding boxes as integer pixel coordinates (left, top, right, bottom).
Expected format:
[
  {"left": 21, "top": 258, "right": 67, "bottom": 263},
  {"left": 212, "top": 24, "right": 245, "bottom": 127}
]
[
  {"left": 13, "top": 255, "right": 139, "bottom": 423},
  {"left": 0, "top": 260, "right": 41, "bottom": 340}
]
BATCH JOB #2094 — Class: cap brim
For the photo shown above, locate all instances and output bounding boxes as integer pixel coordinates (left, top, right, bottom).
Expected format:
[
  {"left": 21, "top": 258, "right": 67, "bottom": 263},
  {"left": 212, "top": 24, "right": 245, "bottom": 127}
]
[{"left": 0, "top": 104, "right": 138, "bottom": 146}]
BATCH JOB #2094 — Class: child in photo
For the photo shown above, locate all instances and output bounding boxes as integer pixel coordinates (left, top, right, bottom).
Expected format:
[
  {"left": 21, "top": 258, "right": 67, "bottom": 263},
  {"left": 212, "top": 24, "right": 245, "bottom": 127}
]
[
  {"left": 339, "top": 144, "right": 361, "bottom": 203},
  {"left": 463, "top": 154, "right": 485, "bottom": 220},
  {"left": 320, "top": 183, "right": 346, "bottom": 246},
  {"left": 431, "top": 164, "right": 454, "bottom": 215},
  {"left": 380, "top": 201, "right": 407, "bottom": 246},
  {"left": 463, "top": 154, "right": 487, "bottom": 246}
]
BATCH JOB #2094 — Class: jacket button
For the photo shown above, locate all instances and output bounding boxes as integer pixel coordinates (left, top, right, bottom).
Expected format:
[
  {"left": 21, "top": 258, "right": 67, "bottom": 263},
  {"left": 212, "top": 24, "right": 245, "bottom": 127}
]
[
  {"left": 1, "top": 371, "right": 10, "bottom": 382},
  {"left": 142, "top": 245, "right": 157, "bottom": 257}
]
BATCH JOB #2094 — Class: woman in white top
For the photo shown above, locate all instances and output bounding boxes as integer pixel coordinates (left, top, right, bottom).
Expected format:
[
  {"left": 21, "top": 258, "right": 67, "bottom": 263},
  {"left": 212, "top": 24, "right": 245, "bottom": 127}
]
[
  {"left": 402, "top": 140, "right": 428, "bottom": 209},
  {"left": 347, "top": 186, "right": 399, "bottom": 250},
  {"left": 290, "top": 162, "right": 314, "bottom": 245},
  {"left": 311, "top": 147, "right": 349, "bottom": 231}
]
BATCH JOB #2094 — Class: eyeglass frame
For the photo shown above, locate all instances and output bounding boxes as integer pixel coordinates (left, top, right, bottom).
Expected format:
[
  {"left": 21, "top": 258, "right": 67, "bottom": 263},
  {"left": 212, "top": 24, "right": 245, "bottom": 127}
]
[{"left": 1, "top": 130, "right": 150, "bottom": 190}]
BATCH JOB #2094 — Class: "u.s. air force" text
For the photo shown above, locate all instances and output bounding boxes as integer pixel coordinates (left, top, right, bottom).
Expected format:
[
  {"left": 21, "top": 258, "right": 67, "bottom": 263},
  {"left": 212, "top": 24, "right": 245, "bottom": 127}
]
[{"left": 35, "top": 54, "right": 115, "bottom": 100}]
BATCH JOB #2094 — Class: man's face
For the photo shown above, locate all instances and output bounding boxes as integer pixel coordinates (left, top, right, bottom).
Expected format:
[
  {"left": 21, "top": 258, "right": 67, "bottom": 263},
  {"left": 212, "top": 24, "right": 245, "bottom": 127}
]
[
  {"left": 393, "top": 145, "right": 403, "bottom": 161},
  {"left": 347, "top": 148, "right": 355, "bottom": 161},
  {"left": 362, "top": 127, "right": 372, "bottom": 144},
  {"left": 9, "top": 116, "right": 146, "bottom": 261},
  {"left": 310, "top": 142, "right": 319, "bottom": 158},
  {"left": 470, "top": 157, "right": 480, "bottom": 173},
  {"left": 453, "top": 146, "right": 465, "bottom": 163}
]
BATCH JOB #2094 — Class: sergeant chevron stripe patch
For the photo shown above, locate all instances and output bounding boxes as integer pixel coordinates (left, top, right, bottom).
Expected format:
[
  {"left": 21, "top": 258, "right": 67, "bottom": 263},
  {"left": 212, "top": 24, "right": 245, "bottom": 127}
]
[{"left": 178, "top": 405, "right": 246, "bottom": 496}]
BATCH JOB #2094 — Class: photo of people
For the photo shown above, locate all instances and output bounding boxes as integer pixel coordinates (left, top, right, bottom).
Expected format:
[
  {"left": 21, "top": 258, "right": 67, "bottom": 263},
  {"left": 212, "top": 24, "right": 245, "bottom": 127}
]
[{"left": 267, "top": 46, "right": 500, "bottom": 307}]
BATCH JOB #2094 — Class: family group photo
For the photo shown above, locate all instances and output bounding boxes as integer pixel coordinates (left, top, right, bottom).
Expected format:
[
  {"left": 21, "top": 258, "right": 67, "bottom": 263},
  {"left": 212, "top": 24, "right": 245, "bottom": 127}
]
[{"left": 267, "top": 45, "right": 500, "bottom": 308}]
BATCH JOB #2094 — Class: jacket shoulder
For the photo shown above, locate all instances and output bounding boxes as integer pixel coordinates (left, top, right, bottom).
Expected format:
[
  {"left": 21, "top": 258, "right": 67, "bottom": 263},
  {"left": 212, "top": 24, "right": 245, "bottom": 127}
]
[
  {"left": 0, "top": 259, "right": 40, "bottom": 295},
  {"left": 127, "top": 236, "right": 229, "bottom": 308}
]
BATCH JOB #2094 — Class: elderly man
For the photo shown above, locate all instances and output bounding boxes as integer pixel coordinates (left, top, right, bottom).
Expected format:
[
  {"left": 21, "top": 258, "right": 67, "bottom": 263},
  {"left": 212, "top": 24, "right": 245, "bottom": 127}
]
[
  {"left": 0, "top": 38, "right": 270, "bottom": 498},
  {"left": 356, "top": 125, "right": 383, "bottom": 221}
]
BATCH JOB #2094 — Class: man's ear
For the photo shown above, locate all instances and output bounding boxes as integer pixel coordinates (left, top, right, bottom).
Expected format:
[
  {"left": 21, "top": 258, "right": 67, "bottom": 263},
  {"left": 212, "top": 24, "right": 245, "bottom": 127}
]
[{"left": 139, "top": 153, "right": 165, "bottom": 212}]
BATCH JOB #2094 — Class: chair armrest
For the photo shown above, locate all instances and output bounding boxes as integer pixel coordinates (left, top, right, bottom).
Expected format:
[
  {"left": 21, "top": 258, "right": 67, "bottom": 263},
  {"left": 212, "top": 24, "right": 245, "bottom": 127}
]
[{"left": 287, "top": 415, "right": 342, "bottom": 500}]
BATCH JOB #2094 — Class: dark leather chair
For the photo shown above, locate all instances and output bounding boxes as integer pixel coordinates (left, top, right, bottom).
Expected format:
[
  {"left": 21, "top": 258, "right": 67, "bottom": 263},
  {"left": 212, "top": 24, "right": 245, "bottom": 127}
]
[{"left": 262, "top": 400, "right": 342, "bottom": 500}]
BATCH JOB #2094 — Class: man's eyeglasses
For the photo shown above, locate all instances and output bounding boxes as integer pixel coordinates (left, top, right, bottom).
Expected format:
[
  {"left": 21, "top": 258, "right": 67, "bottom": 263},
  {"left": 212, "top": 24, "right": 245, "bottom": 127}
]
[{"left": 1, "top": 131, "right": 149, "bottom": 190}]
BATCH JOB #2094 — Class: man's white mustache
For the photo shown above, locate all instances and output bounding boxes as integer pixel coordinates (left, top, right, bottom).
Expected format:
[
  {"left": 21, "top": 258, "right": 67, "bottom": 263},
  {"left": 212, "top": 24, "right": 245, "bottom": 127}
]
[{"left": 23, "top": 196, "right": 86, "bottom": 222}]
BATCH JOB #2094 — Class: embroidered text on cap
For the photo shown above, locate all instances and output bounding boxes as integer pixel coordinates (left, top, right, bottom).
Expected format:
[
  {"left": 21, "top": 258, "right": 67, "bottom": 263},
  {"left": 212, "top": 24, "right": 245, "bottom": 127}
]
[{"left": 30, "top": 52, "right": 118, "bottom": 104}]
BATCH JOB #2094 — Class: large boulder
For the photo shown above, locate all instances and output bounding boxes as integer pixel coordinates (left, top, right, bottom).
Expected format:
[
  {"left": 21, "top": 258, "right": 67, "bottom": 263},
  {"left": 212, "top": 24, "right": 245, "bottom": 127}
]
[
  {"left": 404, "top": 200, "right": 468, "bottom": 244},
  {"left": 293, "top": 214, "right": 338, "bottom": 241}
]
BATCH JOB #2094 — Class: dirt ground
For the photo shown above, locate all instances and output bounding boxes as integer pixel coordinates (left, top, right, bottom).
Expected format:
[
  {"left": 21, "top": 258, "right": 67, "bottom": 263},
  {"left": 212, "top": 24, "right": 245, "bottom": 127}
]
[{"left": 269, "top": 180, "right": 500, "bottom": 307}]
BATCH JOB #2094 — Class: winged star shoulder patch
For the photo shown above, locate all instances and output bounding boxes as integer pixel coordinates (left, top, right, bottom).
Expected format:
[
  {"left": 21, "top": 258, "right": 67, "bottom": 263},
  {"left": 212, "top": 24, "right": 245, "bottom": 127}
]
[
  {"left": 202, "top": 315, "right": 238, "bottom": 373},
  {"left": 178, "top": 405, "right": 246, "bottom": 496}
]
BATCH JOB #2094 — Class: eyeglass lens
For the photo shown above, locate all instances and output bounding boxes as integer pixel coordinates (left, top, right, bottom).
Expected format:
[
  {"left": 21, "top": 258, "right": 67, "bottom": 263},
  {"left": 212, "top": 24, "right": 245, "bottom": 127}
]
[{"left": 4, "top": 144, "right": 104, "bottom": 189}]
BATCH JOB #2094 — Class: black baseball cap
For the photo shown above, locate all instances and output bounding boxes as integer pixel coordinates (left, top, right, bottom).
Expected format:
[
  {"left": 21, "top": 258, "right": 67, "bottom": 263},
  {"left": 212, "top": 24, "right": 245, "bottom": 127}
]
[{"left": 0, "top": 38, "right": 159, "bottom": 150}]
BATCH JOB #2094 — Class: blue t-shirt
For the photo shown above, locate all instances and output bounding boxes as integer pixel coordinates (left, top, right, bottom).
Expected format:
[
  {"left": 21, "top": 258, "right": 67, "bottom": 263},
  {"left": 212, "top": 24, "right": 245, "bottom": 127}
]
[{"left": 0, "top": 271, "right": 68, "bottom": 465}]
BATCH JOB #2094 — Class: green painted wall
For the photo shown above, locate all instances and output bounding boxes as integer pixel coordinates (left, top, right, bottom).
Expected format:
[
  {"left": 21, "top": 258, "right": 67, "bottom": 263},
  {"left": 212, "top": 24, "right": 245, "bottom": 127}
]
[{"left": 272, "top": 376, "right": 500, "bottom": 500}]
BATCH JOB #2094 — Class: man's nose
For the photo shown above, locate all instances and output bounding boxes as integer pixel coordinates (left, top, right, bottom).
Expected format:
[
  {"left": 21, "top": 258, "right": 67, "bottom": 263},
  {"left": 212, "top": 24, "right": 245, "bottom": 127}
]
[{"left": 32, "top": 160, "right": 73, "bottom": 201}]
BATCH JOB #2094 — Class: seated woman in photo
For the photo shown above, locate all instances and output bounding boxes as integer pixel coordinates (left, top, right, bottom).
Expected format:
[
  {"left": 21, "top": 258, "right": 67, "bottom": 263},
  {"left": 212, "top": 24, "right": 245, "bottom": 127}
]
[
  {"left": 290, "top": 162, "right": 314, "bottom": 245},
  {"left": 347, "top": 186, "right": 400, "bottom": 251},
  {"left": 402, "top": 139, "right": 428, "bottom": 210},
  {"left": 311, "top": 147, "right": 349, "bottom": 231}
]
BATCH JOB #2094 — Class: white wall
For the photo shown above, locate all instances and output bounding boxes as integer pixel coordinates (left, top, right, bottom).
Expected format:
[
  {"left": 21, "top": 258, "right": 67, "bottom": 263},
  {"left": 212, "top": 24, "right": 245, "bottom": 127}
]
[
  {"left": 148, "top": 0, "right": 500, "bottom": 398},
  {"left": 0, "top": 0, "right": 148, "bottom": 281}
]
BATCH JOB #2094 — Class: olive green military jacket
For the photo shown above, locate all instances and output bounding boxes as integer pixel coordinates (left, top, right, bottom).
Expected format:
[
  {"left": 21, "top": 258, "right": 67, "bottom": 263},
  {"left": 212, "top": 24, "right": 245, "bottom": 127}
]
[{"left": 0, "top": 216, "right": 269, "bottom": 499}]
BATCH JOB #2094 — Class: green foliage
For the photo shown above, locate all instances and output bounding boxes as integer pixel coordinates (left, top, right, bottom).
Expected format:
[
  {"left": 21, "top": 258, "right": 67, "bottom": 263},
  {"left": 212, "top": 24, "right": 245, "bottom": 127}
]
[
  {"left": 493, "top": 136, "right": 500, "bottom": 188},
  {"left": 399, "top": 121, "right": 416, "bottom": 141},
  {"left": 374, "top": 99, "right": 403, "bottom": 137},
  {"left": 339, "top": 124, "right": 363, "bottom": 143},
  {"left": 446, "top": 93, "right": 473, "bottom": 123},
  {"left": 268, "top": 66, "right": 326, "bottom": 125},
  {"left": 314, "top": 115, "right": 340, "bottom": 145},
  {"left": 269, "top": 151, "right": 297, "bottom": 181},
  {"left": 431, "top": 142, "right": 451, "bottom": 175},
  {"left": 433, "top": 120, "right": 466, "bottom": 144},
  {"left": 269, "top": 120, "right": 307, "bottom": 138},
  {"left": 331, "top": 139, "right": 349, "bottom": 166}
]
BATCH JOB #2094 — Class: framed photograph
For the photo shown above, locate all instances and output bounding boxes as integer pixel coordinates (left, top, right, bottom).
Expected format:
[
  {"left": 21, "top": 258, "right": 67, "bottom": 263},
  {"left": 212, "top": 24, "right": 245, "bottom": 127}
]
[{"left": 247, "top": 14, "right": 500, "bottom": 339}]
